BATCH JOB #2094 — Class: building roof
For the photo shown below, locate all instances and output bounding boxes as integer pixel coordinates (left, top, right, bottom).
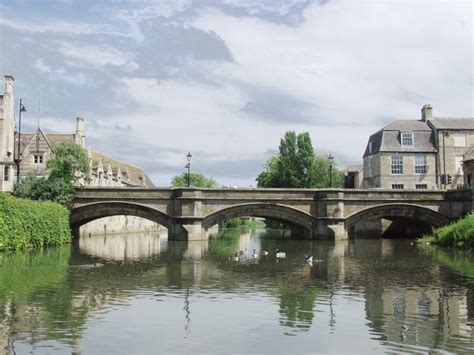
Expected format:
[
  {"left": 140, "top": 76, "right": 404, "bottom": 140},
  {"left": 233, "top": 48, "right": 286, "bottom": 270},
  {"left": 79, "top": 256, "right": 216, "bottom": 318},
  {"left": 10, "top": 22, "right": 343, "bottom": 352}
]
[
  {"left": 378, "top": 120, "right": 432, "bottom": 132},
  {"left": 90, "top": 150, "right": 155, "bottom": 187},
  {"left": 17, "top": 129, "right": 155, "bottom": 188},
  {"left": 364, "top": 120, "right": 436, "bottom": 157},
  {"left": 429, "top": 118, "right": 474, "bottom": 130}
]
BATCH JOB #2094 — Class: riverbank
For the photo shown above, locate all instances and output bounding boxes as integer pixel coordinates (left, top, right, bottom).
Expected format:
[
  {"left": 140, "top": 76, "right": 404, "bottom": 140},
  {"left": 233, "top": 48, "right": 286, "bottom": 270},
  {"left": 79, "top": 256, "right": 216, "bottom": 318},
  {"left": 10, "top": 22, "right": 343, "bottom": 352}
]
[
  {"left": 0, "top": 193, "right": 72, "bottom": 250},
  {"left": 422, "top": 214, "right": 474, "bottom": 250}
]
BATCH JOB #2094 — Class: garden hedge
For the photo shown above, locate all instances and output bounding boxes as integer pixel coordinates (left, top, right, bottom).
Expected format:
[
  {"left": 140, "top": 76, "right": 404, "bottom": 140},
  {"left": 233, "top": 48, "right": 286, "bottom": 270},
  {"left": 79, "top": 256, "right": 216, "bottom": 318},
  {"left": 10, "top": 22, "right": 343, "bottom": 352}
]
[{"left": 0, "top": 193, "right": 71, "bottom": 250}]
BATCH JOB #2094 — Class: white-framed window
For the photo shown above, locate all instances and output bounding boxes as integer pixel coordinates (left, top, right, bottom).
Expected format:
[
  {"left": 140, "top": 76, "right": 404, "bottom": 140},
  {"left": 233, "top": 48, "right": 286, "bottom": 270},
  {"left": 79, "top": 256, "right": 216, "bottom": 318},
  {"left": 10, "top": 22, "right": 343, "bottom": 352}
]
[
  {"left": 455, "top": 156, "right": 463, "bottom": 173},
  {"left": 391, "top": 155, "right": 403, "bottom": 175},
  {"left": 33, "top": 154, "right": 43, "bottom": 164},
  {"left": 3, "top": 166, "right": 10, "bottom": 182},
  {"left": 368, "top": 156, "right": 374, "bottom": 177},
  {"left": 416, "top": 184, "right": 427, "bottom": 190},
  {"left": 454, "top": 134, "right": 466, "bottom": 147},
  {"left": 392, "top": 184, "right": 404, "bottom": 190},
  {"left": 368, "top": 142, "right": 373, "bottom": 154},
  {"left": 401, "top": 132, "right": 414, "bottom": 147},
  {"left": 415, "top": 155, "right": 427, "bottom": 174}
]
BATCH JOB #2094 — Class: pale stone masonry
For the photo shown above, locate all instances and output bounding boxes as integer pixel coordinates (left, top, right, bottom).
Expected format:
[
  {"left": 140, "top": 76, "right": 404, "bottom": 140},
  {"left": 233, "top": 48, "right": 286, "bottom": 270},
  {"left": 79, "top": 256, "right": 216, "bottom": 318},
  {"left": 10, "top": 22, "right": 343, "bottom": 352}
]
[
  {"left": 0, "top": 75, "right": 15, "bottom": 192},
  {"left": 362, "top": 105, "right": 474, "bottom": 190}
]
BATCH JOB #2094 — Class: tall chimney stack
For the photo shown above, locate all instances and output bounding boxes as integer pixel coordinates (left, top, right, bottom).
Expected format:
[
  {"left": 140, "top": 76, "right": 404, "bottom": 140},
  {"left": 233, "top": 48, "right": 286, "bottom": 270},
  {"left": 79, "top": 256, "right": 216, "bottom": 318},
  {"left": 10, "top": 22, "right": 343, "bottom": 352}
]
[
  {"left": 4, "top": 75, "right": 14, "bottom": 95},
  {"left": 75, "top": 117, "right": 85, "bottom": 148},
  {"left": 421, "top": 104, "right": 433, "bottom": 122}
]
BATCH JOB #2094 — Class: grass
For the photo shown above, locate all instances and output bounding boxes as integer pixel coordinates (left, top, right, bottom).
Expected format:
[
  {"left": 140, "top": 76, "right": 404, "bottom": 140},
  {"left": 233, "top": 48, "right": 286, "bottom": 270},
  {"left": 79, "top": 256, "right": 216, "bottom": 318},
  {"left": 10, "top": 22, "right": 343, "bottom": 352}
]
[{"left": 421, "top": 214, "right": 474, "bottom": 250}]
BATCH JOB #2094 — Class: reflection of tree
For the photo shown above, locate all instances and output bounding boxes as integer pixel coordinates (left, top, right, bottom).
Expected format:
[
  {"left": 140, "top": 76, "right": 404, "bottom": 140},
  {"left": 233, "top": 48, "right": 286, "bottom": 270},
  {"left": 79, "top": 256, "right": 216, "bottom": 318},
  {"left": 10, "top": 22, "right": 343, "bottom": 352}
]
[
  {"left": 208, "top": 229, "right": 241, "bottom": 258},
  {"left": 277, "top": 285, "right": 319, "bottom": 331}
]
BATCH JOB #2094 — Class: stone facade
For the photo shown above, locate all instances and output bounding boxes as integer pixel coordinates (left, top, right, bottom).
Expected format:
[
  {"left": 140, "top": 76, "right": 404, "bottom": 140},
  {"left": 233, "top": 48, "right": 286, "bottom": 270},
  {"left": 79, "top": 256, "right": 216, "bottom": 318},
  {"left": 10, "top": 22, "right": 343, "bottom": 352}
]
[
  {"left": 0, "top": 75, "right": 15, "bottom": 192},
  {"left": 362, "top": 105, "right": 474, "bottom": 190}
]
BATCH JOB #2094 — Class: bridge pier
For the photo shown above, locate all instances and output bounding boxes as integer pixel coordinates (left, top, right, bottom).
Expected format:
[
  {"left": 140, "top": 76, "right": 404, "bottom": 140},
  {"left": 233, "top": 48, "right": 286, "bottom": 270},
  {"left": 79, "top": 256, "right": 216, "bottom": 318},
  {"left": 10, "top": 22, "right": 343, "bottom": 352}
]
[
  {"left": 315, "top": 219, "right": 348, "bottom": 240},
  {"left": 168, "top": 222, "right": 208, "bottom": 241}
]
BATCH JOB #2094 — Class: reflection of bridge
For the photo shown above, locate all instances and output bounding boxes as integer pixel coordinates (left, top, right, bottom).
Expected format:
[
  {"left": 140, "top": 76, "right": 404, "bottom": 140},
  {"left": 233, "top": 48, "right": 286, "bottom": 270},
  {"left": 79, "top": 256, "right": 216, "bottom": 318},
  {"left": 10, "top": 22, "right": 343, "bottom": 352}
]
[{"left": 71, "top": 188, "right": 473, "bottom": 240}]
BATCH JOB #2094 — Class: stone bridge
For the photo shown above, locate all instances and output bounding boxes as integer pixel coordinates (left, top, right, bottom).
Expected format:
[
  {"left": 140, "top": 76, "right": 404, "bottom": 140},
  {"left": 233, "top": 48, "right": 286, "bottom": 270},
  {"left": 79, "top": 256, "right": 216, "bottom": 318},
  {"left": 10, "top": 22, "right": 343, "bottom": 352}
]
[{"left": 71, "top": 188, "right": 473, "bottom": 240}]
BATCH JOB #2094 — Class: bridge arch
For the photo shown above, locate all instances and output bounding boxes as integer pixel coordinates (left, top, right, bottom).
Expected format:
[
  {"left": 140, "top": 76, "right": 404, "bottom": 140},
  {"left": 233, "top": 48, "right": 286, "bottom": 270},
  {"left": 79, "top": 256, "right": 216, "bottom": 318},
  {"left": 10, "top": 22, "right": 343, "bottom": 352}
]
[
  {"left": 202, "top": 203, "right": 316, "bottom": 238},
  {"left": 70, "top": 201, "right": 185, "bottom": 237},
  {"left": 344, "top": 203, "right": 451, "bottom": 238}
]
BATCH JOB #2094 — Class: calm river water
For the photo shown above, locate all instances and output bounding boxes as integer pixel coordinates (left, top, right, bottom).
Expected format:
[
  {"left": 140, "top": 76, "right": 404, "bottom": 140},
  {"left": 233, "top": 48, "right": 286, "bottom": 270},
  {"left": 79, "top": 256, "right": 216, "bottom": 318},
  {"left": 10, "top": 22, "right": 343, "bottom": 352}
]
[{"left": 1, "top": 229, "right": 474, "bottom": 354}]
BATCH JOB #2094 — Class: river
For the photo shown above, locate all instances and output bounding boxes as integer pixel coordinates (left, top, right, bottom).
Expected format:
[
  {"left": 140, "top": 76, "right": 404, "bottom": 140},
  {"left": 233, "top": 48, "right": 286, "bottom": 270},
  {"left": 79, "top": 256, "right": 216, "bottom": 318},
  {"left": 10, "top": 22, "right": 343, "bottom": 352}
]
[{"left": 1, "top": 229, "right": 473, "bottom": 354}]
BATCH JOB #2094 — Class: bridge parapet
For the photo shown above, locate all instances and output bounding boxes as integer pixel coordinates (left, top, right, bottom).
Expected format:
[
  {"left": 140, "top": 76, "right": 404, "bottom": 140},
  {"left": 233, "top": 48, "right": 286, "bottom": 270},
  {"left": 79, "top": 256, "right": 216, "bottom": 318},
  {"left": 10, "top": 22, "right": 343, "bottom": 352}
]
[{"left": 71, "top": 187, "right": 472, "bottom": 240}]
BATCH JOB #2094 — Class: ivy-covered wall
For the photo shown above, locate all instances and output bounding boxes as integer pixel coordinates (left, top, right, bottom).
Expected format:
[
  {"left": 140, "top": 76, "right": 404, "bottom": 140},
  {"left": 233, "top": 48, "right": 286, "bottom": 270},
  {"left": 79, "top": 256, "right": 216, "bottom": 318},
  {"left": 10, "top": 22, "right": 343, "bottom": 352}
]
[{"left": 0, "top": 193, "right": 72, "bottom": 250}]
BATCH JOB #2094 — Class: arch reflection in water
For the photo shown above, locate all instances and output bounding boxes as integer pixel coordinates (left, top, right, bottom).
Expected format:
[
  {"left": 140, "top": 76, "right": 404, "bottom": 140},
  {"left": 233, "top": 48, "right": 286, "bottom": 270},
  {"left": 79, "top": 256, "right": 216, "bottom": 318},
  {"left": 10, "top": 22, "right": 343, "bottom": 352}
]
[{"left": 78, "top": 230, "right": 168, "bottom": 260}]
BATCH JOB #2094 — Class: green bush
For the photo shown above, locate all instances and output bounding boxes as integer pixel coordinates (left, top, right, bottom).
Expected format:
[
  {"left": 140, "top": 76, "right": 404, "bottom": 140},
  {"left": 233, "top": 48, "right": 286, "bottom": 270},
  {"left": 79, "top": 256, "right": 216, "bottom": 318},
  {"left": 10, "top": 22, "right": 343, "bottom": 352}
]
[
  {"left": 431, "top": 214, "right": 474, "bottom": 249},
  {"left": 0, "top": 193, "right": 72, "bottom": 250},
  {"left": 14, "top": 175, "right": 75, "bottom": 207}
]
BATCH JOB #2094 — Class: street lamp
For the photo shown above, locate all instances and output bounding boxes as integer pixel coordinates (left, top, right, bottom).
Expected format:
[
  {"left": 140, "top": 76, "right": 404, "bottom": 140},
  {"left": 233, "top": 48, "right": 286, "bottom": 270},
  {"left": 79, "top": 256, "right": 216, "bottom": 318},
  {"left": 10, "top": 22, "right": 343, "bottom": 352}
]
[
  {"left": 185, "top": 152, "right": 192, "bottom": 187},
  {"left": 328, "top": 153, "right": 334, "bottom": 188},
  {"left": 15, "top": 98, "right": 26, "bottom": 182},
  {"left": 303, "top": 167, "right": 308, "bottom": 188}
]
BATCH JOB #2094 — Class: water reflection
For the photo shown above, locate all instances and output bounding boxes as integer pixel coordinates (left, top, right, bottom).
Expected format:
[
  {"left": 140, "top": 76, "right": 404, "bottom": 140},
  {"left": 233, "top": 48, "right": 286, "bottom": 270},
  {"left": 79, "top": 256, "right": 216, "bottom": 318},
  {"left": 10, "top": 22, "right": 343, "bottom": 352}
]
[
  {"left": 1, "top": 230, "right": 473, "bottom": 354},
  {"left": 77, "top": 230, "right": 168, "bottom": 261}
]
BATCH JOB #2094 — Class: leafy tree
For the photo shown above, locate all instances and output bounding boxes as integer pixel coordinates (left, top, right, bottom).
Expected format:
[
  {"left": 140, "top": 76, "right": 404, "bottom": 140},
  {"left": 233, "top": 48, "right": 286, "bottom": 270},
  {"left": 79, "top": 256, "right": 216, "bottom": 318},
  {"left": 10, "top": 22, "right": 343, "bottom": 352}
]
[
  {"left": 14, "top": 143, "right": 90, "bottom": 206},
  {"left": 47, "top": 143, "right": 90, "bottom": 182},
  {"left": 171, "top": 172, "right": 219, "bottom": 188},
  {"left": 14, "top": 175, "right": 76, "bottom": 206},
  {"left": 256, "top": 131, "right": 344, "bottom": 188}
]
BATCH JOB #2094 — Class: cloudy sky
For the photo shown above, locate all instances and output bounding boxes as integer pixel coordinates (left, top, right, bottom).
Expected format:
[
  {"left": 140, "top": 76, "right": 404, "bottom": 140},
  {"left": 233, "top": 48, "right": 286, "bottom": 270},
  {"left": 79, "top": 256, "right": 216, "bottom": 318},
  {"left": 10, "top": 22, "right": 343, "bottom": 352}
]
[{"left": 0, "top": 0, "right": 472, "bottom": 186}]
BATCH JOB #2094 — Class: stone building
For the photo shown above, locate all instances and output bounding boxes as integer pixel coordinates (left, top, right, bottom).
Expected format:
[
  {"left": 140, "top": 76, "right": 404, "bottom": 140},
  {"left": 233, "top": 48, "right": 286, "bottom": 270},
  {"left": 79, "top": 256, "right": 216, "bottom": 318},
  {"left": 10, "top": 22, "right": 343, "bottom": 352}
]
[
  {"left": 0, "top": 75, "right": 15, "bottom": 192},
  {"left": 362, "top": 105, "right": 474, "bottom": 190},
  {"left": 16, "top": 116, "right": 154, "bottom": 188}
]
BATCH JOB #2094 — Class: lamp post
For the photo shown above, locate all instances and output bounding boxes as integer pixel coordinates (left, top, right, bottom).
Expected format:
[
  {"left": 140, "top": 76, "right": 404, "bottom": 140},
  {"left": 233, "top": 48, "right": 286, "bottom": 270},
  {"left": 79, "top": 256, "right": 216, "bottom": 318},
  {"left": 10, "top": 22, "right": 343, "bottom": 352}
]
[
  {"left": 303, "top": 167, "right": 308, "bottom": 188},
  {"left": 328, "top": 153, "right": 334, "bottom": 188},
  {"left": 15, "top": 98, "right": 26, "bottom": 182},
  {"left": 185, "top": 152, "right": 192, "bottom": 187}
]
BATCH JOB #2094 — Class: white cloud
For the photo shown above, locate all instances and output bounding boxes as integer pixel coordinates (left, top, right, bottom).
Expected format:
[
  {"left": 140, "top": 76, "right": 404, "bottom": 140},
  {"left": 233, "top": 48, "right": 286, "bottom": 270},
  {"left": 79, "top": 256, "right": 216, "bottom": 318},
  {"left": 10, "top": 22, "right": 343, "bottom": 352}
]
[
  {"left": 0, "top": 18, "right": 123, "bottom": 37},
  {"left": 33, "top": 58, "right": 52, "bottom": 73},
  {"left": 114, "top": 0, "right": 191, "bottom": 41},
  {"left": 57, "top": 42, "right": 139, "bottom": 71}
]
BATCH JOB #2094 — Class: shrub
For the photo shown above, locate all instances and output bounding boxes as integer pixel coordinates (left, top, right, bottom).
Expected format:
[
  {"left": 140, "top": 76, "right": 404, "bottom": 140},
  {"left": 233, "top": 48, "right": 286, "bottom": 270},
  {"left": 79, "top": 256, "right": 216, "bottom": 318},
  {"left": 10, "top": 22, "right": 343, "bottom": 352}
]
[
  {"left": 432, "top": 214, "right": 474, "bottom": 249},
  {"left": 0, "top": 193, "right": 72, "bottom": 250}
]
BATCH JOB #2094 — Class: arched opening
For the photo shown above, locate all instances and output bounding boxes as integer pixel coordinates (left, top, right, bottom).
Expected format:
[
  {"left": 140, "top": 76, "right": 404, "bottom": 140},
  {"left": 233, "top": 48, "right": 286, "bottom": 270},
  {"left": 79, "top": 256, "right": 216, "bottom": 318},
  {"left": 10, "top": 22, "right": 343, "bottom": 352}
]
[
  {"left": 345, "top": 204, "right": 451, "bottom": 239},
  {"left": 202, "top": 203, "right": 315, "bottom": 239},
  {"left": 70, "top": 202, "right": 185, "bottom": 239}
]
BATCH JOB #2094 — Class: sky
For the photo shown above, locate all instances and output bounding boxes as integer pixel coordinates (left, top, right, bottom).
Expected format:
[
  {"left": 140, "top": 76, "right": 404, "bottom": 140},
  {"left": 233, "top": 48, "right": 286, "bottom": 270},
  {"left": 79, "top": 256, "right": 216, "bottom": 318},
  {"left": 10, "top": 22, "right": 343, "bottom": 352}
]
[{"left": 0, "top": 0, "right": 472, "bottom": 187}]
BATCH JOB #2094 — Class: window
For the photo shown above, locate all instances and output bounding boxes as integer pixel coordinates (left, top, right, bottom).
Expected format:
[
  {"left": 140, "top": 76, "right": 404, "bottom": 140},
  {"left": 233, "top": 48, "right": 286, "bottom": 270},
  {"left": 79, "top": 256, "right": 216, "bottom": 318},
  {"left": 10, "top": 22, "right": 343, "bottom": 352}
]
[
  {"left": 416, "top": 184, "right": 427, "bottom": 190},
  {"left": 3, "top": 166, "right": 9, "bottom": 182},
  {"left": 454, "top": 134, "right": 466, "bottom": 147},
  {"left": 391, "top": 155, "right": 403, "bottom": 175},
  {"left": 392, "top": 184, "right": 404, "bottom": 190},
  {"left": 415, "top": 155, "right": 427, "bottom": 174},
  {"left": 401, "top": 132, "right": 414, "bottom": 146},
  {"left": 33, "top": 154, "right": 43, "bottom": 164},
  {"left": 368, "top": 142, "right": 373, "bottom": 154},
  {"left": 368, "top": 156, "right": 374, "bottom": 177}
]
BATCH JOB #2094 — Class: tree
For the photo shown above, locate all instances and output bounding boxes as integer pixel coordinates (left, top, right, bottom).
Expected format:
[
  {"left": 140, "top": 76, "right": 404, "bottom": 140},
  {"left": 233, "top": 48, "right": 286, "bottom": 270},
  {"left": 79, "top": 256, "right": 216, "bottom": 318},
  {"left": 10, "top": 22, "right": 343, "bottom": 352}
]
[
  {"left": 14, "top": 143, "right": 90, "bottom": 206},
  {"left": 171, "top": 172, "right": 219, "bottom": 188},
  {"left": 256, "top": 131, "right": 344, "bottom": 188},
  {"left": 47, "top": 143, "right": 90, "bottom": 182}
]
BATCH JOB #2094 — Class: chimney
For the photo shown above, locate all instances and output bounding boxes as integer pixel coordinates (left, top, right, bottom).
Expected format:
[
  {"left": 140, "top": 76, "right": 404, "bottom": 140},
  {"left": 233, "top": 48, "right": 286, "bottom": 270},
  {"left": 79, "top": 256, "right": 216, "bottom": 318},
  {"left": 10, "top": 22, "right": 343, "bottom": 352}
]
[
  {"left": 421, "top": 104, "right": 432, "bottom": 122},
  {"left": 75, "top": 117, "right": 85, "bottom": 148},
  {"left": 4, "top": 75, "right": 14, "bottom": 95}
]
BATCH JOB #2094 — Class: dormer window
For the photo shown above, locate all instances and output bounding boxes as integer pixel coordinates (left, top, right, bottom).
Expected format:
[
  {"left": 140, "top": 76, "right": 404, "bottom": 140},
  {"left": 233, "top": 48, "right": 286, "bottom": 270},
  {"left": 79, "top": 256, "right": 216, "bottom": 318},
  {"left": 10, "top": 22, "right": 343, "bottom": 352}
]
[
  {"left": 368, "top": 142, "right": 373, "bottom": 154},
  {"left": 401, "top": 132, "right": 414, "bottom": 147}
]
